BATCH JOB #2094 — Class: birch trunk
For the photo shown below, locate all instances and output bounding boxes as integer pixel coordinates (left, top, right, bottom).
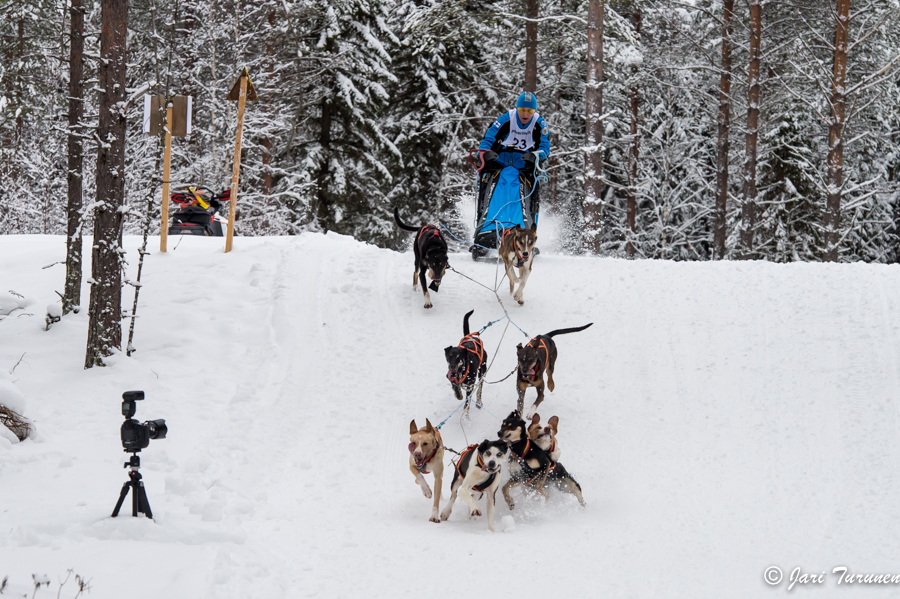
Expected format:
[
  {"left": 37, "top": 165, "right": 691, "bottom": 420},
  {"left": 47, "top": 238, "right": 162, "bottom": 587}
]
[
  {"left": 626, "top": 7, "right": 641, "bottom": 259},
  {"left": 584, "top": 0, "right": 604, "bottom": 253}
]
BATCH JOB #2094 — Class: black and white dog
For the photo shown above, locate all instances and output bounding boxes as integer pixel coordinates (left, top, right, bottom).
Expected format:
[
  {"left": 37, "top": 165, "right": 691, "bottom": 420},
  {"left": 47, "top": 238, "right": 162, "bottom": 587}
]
[
  {"left": 445, "top": 310, "right": 488, "bottom": 403},
  {"left": 497, "top": 411, "right": 585, "bottom": 509},
  {"left": 393, "top": 207, "right": 449, "bottom": 309},
  {"left": 440, "top": 439, "right": 508, "bottom": 531}
]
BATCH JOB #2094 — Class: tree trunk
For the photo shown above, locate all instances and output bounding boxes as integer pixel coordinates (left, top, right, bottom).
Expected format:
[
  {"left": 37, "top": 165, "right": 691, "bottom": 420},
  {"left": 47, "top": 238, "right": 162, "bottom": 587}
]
[
  {"left": 524, "top": 0, "right": 539, "bottom": 92},
  {"left": 262, "top": 137, "right": 273, "bottom": 196},
  {"left": 64, "top": 0, "right": 85, "bottom": 316},
  {"left": 740, "top": 0, "right": 761, "bottom": 259},
  {"left": 261, "top": 9, "right": 275, "bottom": 203},
  {"left": 824, "top": 0, "right": 850, "bottom": 262},
  {"left": 85, "top": 0, "right": 128, "bottom": 369},
  {"left": 714, "top": 0, "right": 734, "bottom": 260},
  {"left": 583, "top": 0, "right": 604, "bottom": 253},
  {"left": 15, "top": 18, "right": 24, "bottom": 146},
  {"left": 549, "top": 61, "right": 561, "bottom": 209},
  {"left": 626, "top": 7, "right": 641, "bottom": 259},
  {"left": 316, "top": 96, "right": 333, "bottom": 231},
  {"left": 3, "top": 17, "right": 26, "bottom": 190}
]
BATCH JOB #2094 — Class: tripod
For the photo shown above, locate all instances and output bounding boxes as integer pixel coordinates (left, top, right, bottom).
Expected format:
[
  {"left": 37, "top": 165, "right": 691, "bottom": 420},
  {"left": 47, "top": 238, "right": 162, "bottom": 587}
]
[{"left": 111, "top": 453, "right": 153, "bottom": 519}]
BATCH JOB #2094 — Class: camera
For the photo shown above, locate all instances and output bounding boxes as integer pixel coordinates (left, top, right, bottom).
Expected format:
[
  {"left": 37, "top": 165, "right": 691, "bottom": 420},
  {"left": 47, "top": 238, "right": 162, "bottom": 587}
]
[{"left": 120, "top": 390, "right": 167, "bottom": 452}]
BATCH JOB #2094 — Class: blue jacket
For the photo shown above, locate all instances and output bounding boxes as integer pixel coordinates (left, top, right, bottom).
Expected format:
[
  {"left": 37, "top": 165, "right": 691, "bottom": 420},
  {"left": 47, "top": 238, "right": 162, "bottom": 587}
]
[{"left": 479, "top": 111, "right": 551, "bottom": 169}]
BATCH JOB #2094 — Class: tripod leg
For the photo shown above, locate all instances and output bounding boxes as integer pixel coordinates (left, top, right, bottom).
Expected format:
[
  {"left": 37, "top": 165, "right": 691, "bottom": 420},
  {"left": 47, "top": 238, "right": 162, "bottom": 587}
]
[
  {"left": 138, "top": 482, "right": 153, "bottom": 520},
  {"left": 112, "top": 481, "right": 131, "bottom": 517}
]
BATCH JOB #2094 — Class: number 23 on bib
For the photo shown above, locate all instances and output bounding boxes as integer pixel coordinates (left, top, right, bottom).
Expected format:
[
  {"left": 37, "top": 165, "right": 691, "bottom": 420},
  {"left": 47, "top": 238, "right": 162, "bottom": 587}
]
[{"left": 501, "top": 109, "right": 539, "bottom": 152}]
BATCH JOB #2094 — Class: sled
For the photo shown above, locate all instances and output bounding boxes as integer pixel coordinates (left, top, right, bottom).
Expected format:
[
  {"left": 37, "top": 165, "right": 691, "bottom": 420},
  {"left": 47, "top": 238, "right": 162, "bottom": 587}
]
[{"left": 467, "top": 148, "right": 537, "bottom": 260}]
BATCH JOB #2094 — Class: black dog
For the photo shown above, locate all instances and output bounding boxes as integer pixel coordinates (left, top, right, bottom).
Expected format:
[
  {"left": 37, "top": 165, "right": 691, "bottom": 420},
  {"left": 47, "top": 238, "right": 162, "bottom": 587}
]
[
  {"left": 445, "top": 310, "right": 488, "bottom": 404},
  {"left": 394, "top": 207, "right": 449, "bottom": 309},
  {"left": 497, "top": 410, "right": 585, "bottom": 509}
]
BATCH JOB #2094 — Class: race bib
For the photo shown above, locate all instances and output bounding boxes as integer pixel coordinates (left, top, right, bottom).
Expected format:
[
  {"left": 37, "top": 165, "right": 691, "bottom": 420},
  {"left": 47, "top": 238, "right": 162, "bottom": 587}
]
[{"left": 501, "top": 109, "right": 538, "bottom": 151}]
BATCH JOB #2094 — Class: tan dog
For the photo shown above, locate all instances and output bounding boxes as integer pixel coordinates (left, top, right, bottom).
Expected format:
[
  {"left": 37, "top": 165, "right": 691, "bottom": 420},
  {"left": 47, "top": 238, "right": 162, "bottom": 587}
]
[
  {"left": 408, "top": 419, "right": 444, "bottom": 523},
  {"left": 527, "top": 414, "right": 561, "bottom": 463},
  {"left": 499, "top": 224, "right": 538, "bottom": 305}
]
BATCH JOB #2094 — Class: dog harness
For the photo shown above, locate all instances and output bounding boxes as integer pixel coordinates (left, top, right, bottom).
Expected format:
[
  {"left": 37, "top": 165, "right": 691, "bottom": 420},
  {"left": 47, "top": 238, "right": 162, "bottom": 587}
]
[
  {"left": 448, "top": 333, "right": 485, "bottom": 385},
  {"left": 523, "top": 337, "right": 549, "bottom": 382},
  {"left": 455, "top": 444, "right": 497, "bottom": 492},
  {"left": 416, "top": 225, "right": 442, "bottom": 245},
  {"left": 414, "top": 429, "right": 443, "bottom": 473},
  {"left": 510, "top": 439, "right": 532, "bottom": 462},
  {"left": 501, "top": 228, "right": 526, "bottom": 267},
  {"left": 509, "top": 438, "right": 556, "bottom": 485}
]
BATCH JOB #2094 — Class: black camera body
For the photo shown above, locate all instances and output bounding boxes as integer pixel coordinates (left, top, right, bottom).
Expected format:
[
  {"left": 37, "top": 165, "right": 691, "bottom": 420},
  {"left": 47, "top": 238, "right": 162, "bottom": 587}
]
[{"left": 120, "top": 390, "right": 167, "bottom": 452}]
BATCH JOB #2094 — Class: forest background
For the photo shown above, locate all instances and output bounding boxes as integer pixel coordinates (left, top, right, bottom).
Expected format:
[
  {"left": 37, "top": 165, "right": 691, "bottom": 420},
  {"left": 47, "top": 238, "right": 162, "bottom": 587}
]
[{"left": 2, "top": 0, "right": 900, "bottom": 262}]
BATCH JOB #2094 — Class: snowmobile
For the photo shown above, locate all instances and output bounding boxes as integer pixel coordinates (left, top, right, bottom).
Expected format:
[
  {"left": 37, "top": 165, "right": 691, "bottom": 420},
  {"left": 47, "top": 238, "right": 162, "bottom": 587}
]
[
  {"left": 168, "top": 186, "right": 230, "bottom": 237},
  {"left": 467, "top": 148, "right": 540, "bottom": 260}
]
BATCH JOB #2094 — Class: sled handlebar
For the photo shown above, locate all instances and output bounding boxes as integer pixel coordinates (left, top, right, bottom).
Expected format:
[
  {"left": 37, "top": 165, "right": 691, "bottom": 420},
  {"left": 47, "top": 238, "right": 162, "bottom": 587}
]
[
  {"left": 467, "top": 148, "right": 486, "bottom": 170},
  {"left": 468, "top": 146, "right": 535, "bottom": 166}
]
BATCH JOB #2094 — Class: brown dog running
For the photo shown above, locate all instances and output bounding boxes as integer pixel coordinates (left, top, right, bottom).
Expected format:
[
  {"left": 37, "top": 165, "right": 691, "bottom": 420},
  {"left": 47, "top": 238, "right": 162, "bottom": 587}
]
[
  {"left": 408, "top": 418, "right": 445, "bottom": 523},
  {"left": 499, "top": 224, "right": 538, "bottom": 305},
  {"left": 527, "top": 414, "right": 561, "bottom": 463},
  {"left": 498, "top": 411, "right": 585, "bottom": 509},
  {"left": 516, "top": 323, "right": 593, "bottom": 418}
]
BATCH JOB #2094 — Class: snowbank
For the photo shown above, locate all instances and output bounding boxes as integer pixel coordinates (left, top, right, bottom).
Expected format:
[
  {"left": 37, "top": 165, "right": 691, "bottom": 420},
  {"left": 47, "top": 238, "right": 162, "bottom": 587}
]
[{"left": 1, "top": 233, "right": 900, "bottom": 598}]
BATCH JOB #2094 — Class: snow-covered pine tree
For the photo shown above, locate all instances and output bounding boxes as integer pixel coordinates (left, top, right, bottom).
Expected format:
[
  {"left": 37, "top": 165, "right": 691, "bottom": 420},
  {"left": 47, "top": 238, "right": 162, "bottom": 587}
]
[
  {"left": 539, "top": 0, "right": 590, "bottom": 254},
  {"left": 285, "top": 0, "right": 398, "bottom": 242},
  {"left": 0, "top": 0, "right": 69, "bottom": 235},
  {"left": 385, "top": 0, "right": 512, "bottom": 247}
]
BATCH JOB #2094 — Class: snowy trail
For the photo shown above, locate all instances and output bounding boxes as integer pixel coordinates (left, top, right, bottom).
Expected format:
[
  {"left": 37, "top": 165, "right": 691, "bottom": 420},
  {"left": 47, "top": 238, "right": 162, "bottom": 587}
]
[{"left": 3, "top": 234, "right": 900, "bottom": 597}]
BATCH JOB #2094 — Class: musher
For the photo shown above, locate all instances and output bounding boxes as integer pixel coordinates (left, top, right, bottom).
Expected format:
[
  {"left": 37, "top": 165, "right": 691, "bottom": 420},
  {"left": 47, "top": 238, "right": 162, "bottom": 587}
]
[{"left": 476, "top": 92, "right": 551, "bottom": 235}]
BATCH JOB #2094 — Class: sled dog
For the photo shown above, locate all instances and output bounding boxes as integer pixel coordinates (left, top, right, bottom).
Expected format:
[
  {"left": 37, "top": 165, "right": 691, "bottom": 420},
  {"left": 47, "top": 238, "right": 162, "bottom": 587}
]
[
  {"left": 408, "top": 418, "right": 445, "bottom": 523},
  {"left": 498, "top": 411, "right": 585, "bottom": 510},
  {"left": 516, "top": 323, "right": 593, "bottom": 418},
  {"left": 440, "top": 439, "right": 507, "bottom": 531},
  {"left": 445, "top": 310, "right": 488, "bottom": 403},
  {"left": 393, "top": 207, "right": 449, "bottom": 309},
  {"left": 527, "top": 413, "right": 561, "bottom": 463},
  {"left": 498, "top": 224, "right": 538, "bottom": 305}
]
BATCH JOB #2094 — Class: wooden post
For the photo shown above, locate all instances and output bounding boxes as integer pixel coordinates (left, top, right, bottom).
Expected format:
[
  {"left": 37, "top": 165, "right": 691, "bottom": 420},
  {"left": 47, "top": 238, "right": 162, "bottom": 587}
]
[
  {"left": 223, "top": 68, "right": 257, "bottom": 253},
  {"left": 160, "top": 102, "right": 173, "bottom": 252},
  {"left": 225, "top": 75, "right": 247, "bottom": 253}
]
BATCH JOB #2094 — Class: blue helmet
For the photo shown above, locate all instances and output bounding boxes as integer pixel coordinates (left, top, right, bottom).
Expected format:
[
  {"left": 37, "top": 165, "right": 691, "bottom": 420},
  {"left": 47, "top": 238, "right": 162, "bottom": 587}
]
[{"left": 516, "top": 92, "right": 538, "bottom": 110}]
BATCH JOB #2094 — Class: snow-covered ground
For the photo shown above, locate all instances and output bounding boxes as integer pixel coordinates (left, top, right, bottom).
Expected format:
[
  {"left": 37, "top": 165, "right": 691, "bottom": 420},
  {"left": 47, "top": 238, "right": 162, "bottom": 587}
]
[{"left": 2, "top": 232, "right": 900, "bottom": 598}]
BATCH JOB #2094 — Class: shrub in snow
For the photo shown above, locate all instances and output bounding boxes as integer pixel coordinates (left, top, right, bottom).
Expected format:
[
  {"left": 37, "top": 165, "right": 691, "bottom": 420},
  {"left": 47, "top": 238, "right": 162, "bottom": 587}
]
[
  {"left": 45, "top": 302, "right": 62, "bottom": 330},
  {"left": 0, "top": 571, "right": 90, "bottom": 598},
  {"left": 0, "top": 379, "right": 30, "bottom": 442},
  {"left": 0, "top": 290, "right": 29, "bottom": 319}
]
